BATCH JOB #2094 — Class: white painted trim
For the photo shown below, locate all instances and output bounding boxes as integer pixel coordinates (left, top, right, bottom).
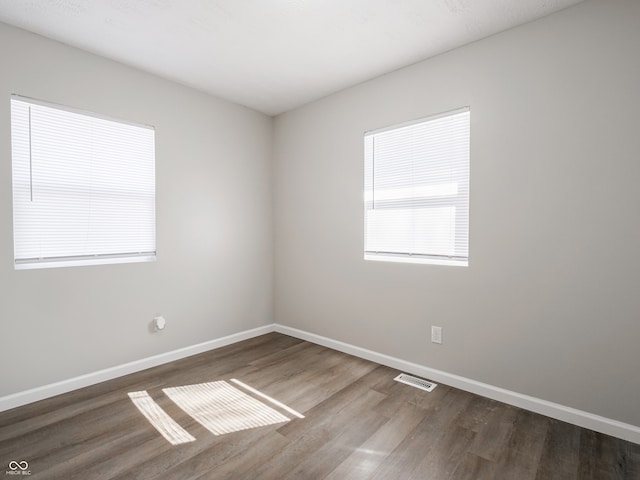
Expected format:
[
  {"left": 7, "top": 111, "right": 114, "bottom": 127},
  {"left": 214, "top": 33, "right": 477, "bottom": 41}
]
[
  {"left": 3, "top": 322, "right": 639, "bottom": 445},
  {"left": 274, "top": 324, "right": 640, "bottom": 445},
  {"left": 0, "top": 324, "right": 274, "bottom": 413}
]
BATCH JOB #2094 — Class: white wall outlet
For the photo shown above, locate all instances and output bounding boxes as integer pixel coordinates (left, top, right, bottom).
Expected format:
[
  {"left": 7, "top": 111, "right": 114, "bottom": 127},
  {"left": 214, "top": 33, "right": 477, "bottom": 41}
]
[{"left": 431, "top": 326, "right": 442, "bottom": 344}]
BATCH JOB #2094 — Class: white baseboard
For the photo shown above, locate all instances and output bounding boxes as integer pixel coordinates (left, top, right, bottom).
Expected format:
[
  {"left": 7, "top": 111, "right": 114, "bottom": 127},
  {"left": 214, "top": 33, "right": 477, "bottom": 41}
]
[
  {"left": 3, "top": 322, "right": 639, "bottom": 445},
  {"left": 274, "top": 324, "right": 640, "bottom": 445},
  {"left": 0, "top": 324, "right": 274, "bottom": 413}
]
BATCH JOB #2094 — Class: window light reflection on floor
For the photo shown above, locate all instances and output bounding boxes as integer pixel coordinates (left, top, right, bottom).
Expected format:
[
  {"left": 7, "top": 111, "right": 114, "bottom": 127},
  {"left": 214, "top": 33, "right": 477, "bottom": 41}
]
[
  {"left": 230, "top": 378, "right": 305, "bottom": 419},
  {"left": 163, "top": 381, "right": 290, "bottom": 436},
  {"left": 128, "top": 391, "right": 196, "bottom": 445},
  {"left": 129, "top": 380, "right": 303, "bottom": 444}
]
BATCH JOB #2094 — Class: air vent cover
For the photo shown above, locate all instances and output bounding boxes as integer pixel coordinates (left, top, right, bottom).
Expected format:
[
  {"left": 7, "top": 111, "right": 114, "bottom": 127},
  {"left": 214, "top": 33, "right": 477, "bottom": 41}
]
[{"left": 394, "top": 373, "right": 437, "bottom": 392}]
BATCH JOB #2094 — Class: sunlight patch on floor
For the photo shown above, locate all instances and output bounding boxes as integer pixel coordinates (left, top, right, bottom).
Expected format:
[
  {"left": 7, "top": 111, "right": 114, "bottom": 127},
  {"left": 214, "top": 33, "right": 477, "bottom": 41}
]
[
  {"left": 128, "top": 391, "right": 196, "bottom": 445},
  {"left": 230, "top": 378, "right": 304, "bottom": 419},
  {"left": 163, "top": 381, "right": 291, "bottom": 436}
]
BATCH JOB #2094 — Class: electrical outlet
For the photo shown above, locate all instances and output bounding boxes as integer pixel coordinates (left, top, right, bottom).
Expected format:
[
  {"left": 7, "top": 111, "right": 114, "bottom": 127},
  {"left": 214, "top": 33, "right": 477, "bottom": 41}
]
[{"left": 431, "top": 326, "right": 442, "bottom": 344}]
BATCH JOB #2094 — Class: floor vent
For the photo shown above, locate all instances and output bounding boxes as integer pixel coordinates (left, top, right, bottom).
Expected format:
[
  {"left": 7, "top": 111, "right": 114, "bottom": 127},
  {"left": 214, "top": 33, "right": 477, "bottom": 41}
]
[{"left": 394, "top": 373, "right": 437, "bottom": 392}]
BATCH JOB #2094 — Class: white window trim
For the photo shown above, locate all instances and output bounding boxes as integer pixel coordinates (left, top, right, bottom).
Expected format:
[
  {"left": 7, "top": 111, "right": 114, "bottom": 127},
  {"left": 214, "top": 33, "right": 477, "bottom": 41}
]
[
  {"left": 11, "top": 95, "right": 156, "bottom": 270},
  {"left": 364, "top": 107, "right": 470, "bottom": 267}
]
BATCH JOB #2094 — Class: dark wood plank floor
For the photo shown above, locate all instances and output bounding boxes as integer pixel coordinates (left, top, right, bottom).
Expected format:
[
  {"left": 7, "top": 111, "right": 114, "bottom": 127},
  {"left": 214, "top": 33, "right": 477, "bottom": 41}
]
[{"left": 1, "top": 333, "right": 638, "bottom": 479}]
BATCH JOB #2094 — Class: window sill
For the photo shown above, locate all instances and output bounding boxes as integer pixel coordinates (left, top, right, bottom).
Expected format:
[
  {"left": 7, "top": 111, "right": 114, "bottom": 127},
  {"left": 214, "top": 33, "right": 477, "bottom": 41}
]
[
  {"left": 364, "top": 253, "right": 467, "bottom": 267},
  {"left": 15, "top": 254, "right": 156, "bottom": 270}
]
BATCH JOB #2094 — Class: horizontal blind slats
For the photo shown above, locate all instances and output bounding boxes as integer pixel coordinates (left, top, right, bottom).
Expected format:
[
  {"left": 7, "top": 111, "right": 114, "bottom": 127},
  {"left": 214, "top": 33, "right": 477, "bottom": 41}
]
[
  {"left": 11, "top": 97, "right": 156, "bottom": 267},
  {"left": 364, "top": 109, "right": 470, "bottom": 262}
]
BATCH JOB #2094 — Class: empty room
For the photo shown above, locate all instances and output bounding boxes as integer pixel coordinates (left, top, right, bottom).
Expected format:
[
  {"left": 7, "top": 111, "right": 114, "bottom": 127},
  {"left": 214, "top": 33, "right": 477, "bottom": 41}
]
[{"left": 1, "top": 0, "right": 639, "bottom": 478}]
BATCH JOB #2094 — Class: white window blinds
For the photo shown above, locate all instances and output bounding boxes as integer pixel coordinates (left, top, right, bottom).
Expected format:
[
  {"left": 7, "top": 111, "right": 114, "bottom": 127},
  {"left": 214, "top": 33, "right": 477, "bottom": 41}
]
[
  {"left": 11, "top": 95, "right": 156, "bottom": 270},
  {"left": 364, "top": 107, "right": 470, "bottom": 266}
]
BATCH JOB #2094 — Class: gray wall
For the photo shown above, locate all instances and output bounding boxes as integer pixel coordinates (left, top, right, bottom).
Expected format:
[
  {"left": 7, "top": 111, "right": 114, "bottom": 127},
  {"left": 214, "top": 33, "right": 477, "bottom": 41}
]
[
  {"left": 0, "top": 23, "right": 273, "bottom": 396},
  {"left": 3, "top": 0, "right": 639, "bottom": 430},
  {"left": 274, "top": 0, "right": 640, "bottom": 427}
]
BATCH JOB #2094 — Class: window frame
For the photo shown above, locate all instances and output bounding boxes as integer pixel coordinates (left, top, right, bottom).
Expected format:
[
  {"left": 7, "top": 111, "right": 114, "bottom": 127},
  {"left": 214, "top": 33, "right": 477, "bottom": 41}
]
[
  {"left": 363, "top": 107, "right": 470, "bottom": 267},
  {"left": 10, "top": 94, "right": 157, "bottom": 270}
]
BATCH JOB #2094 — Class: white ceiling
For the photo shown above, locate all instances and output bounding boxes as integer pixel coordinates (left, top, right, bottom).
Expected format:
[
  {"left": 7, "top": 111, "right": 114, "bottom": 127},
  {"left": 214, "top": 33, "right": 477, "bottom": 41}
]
[{"left": 0, "top": 0, "right": 584, "bottom": 116}]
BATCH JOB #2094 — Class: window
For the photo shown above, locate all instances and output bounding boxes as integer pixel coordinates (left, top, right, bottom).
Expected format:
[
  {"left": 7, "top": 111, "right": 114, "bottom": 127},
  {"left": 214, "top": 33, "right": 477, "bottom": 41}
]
[
  {"left": 364, "top": 107, "right": 470, "bottom": 266},
  {"left": 11, "top": 95, "right": 156, "bottom": 270}
]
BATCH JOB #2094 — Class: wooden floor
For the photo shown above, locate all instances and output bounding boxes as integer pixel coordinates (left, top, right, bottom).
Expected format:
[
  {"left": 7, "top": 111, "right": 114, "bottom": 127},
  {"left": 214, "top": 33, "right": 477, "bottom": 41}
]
[{"left": 1, "top": 333, "right": 639, "bottom": 479}]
